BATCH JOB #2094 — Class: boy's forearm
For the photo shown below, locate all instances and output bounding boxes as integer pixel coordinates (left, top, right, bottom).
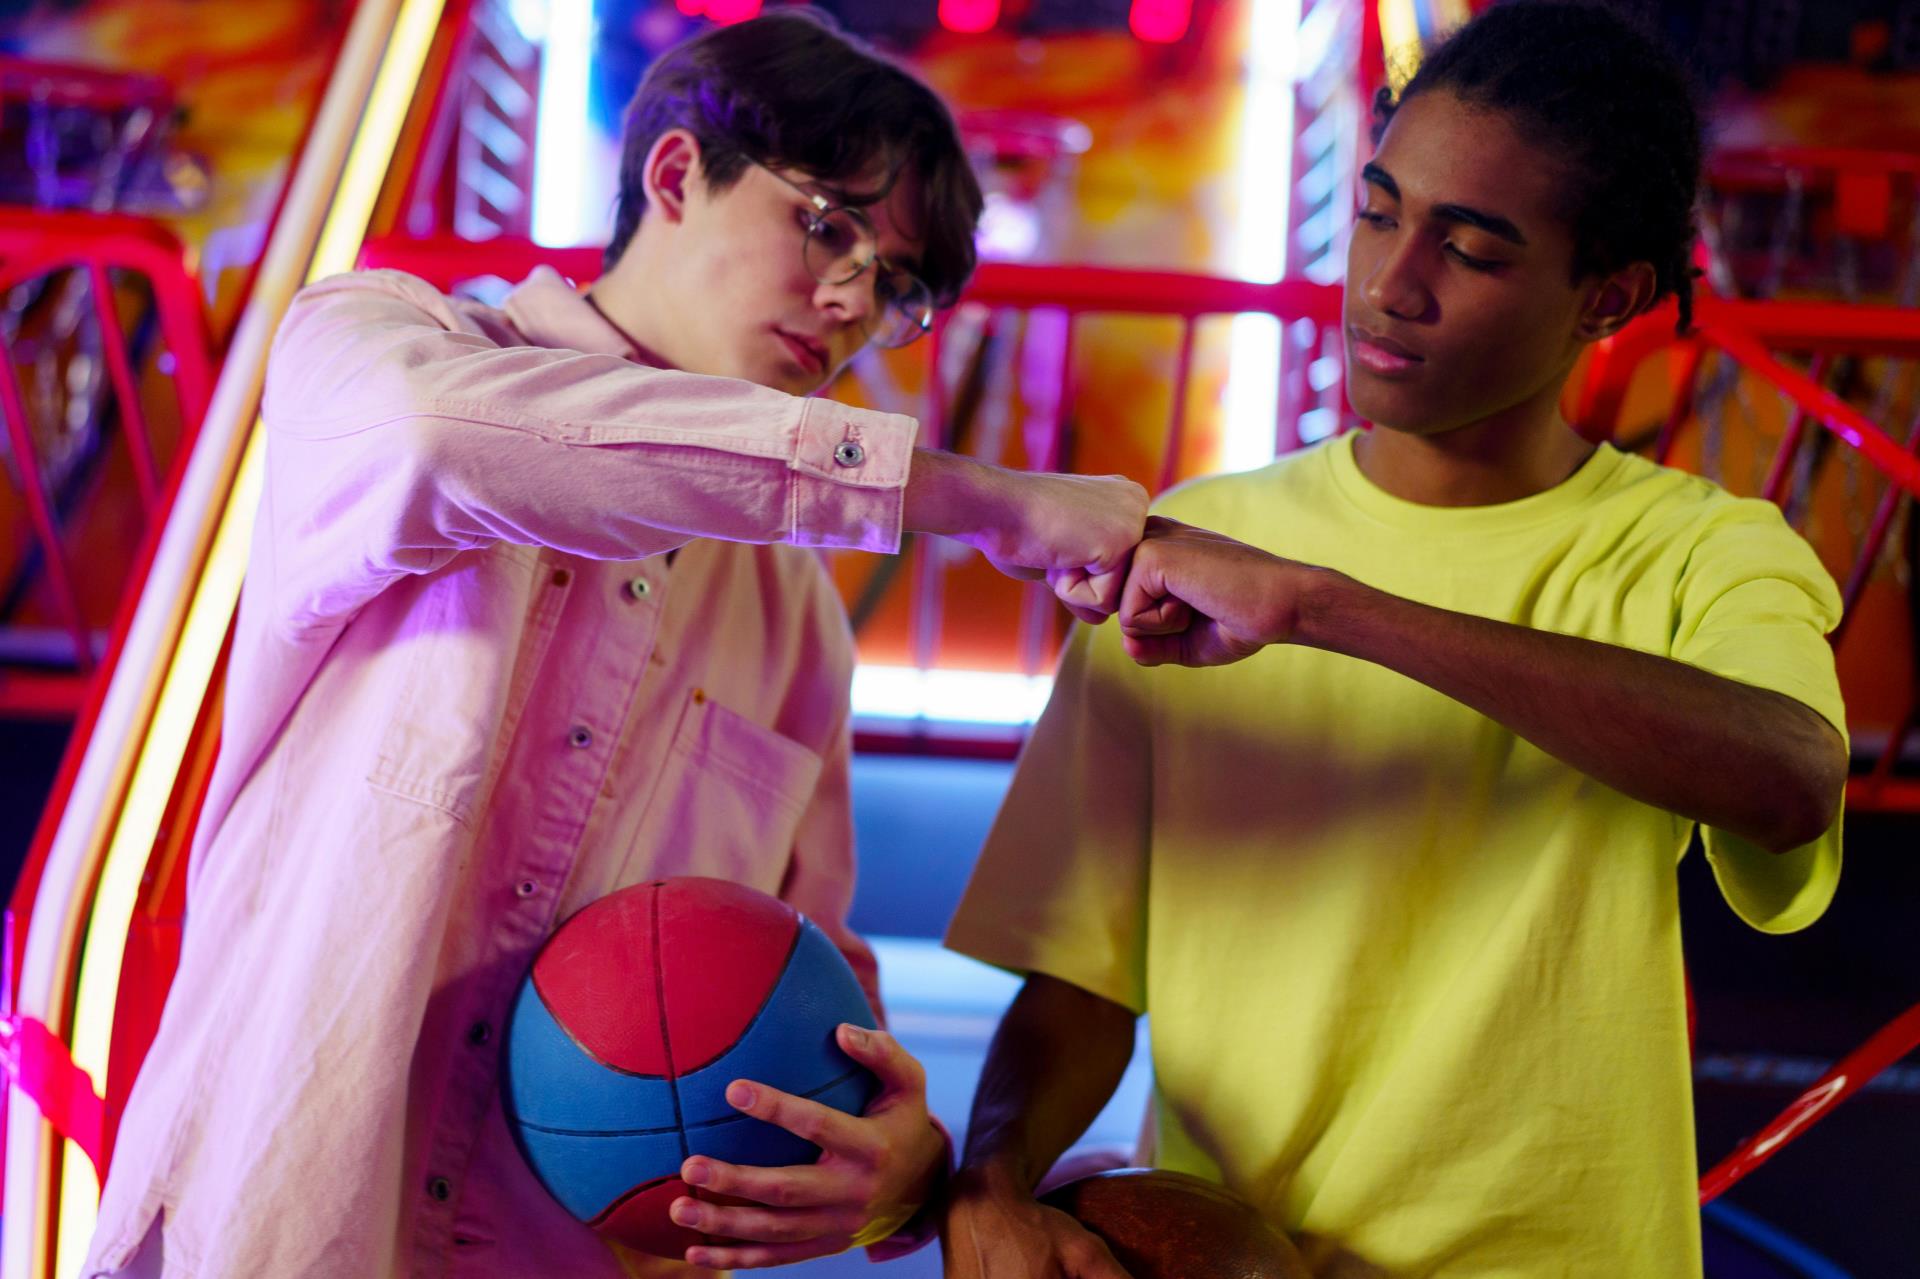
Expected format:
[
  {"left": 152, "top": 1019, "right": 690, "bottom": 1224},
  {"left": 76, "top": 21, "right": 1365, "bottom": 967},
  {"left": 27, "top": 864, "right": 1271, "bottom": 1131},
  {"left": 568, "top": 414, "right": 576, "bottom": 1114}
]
[
  {"left": 903, "top": 448, "right": 1002, "bottom": 541},
  {"left": 958, "top": 974, "right": 1138, "bottom": 1192},
  {"left": 1295, "top": 570, "right": 1846, "bottom": 851}
]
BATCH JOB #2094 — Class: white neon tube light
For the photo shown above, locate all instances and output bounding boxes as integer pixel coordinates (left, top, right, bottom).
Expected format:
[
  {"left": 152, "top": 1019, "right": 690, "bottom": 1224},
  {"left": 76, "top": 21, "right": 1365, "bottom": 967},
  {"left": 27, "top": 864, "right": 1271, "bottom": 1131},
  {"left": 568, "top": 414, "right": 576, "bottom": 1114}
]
[
  {"left": 532, "top": 0, "right": 594, "bottom": 246},
  {"left": 1219, "top": 0, "right": 1302, "bottom": 473},
  {"left": 852, "top": 665, "right": 1053, "bottom": 726}
]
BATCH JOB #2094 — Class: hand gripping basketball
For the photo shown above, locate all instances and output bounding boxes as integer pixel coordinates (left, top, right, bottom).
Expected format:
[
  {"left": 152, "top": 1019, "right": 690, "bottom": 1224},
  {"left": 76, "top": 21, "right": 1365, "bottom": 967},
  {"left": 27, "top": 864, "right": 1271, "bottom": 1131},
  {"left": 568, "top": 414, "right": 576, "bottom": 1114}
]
[
  {"left": 501, "top": 878, "right": 941, "bottom": 1268},
  {"left": 671, "top": 1023, "right": 947, "bottom": 1269}
]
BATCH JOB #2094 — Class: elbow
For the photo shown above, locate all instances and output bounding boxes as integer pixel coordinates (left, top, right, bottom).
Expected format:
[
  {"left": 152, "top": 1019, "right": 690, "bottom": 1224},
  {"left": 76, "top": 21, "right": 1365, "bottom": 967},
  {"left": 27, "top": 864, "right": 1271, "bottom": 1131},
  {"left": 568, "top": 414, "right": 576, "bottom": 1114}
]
[{"left": 1755, "top": 747, "right": 1846, "bottom": 855}]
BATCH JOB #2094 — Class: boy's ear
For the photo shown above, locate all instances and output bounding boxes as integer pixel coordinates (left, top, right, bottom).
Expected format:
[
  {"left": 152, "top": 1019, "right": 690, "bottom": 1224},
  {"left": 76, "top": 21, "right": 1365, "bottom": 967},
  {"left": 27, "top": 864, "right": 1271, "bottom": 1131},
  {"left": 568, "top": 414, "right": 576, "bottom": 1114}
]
[
  {"left": 1578, "top": 261, "right": 1658, "bottom": 341},
  {"left": 643, "top": 128, "right": 703, "bottom": 224}
]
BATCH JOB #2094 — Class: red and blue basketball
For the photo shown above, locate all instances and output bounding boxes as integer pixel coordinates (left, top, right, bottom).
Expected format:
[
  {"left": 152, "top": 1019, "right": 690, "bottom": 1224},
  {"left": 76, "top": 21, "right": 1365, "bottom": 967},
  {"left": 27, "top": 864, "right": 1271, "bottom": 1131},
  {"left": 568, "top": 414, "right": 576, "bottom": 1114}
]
[{"left": 502, "top": 877, "right": 880, "bottom": 1258}]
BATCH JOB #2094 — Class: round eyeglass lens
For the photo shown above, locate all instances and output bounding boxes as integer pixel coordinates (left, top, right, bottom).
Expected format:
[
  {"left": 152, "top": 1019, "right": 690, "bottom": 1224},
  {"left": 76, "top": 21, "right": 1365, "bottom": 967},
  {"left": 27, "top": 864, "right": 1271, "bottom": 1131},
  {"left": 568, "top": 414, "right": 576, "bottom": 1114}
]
[
  {"left": 868, "top": 274, "right": 934, "bottom": 349},
  {"left": 802, "top": 208, "right": 934, "bottom": 349},
  {"left": 803, "top": 209, "right": 873, "bottom": 285}
]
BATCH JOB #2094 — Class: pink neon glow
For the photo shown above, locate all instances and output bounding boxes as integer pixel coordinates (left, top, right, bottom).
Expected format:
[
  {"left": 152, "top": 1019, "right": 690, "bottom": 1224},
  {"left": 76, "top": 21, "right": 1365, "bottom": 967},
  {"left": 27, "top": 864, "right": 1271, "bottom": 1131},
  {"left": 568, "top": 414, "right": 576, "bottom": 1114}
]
[
  {"left": 939, "top": 0, "right": 1001, "bottom": 35},
  {"left": 676, "top": 0, "right": 703, "bottom": 15},
  {"left": 705, "top": 0, "right": 763, "bottom": 20},
  {"left": 1129, "top": 0, "right": 1193, "bottom": 43}
]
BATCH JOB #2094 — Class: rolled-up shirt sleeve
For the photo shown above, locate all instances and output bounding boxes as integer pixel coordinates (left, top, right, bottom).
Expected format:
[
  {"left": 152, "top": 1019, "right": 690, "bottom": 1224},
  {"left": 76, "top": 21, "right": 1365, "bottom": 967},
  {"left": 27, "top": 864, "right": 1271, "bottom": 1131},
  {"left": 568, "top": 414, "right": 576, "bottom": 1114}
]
[
  {"left": 261, "top": 270, "right": 916, "bottom": 633},
  {"left": 1670, "top": 496, "right": 1846, "bottom": 934}
]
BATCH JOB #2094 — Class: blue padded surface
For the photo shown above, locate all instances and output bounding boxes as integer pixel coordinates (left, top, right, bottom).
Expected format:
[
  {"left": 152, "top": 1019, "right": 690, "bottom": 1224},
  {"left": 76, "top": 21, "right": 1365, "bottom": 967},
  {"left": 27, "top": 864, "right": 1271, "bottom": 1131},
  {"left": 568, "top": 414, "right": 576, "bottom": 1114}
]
[
  {"left": 675, "top": 919, "right": 878, "bottom": 1126},
  {"left": 503, "top": 978, "right": 677, "bottom": 1132},
  {"left": 513, "top": 1124, "right": 686, "bottom": 1222}
]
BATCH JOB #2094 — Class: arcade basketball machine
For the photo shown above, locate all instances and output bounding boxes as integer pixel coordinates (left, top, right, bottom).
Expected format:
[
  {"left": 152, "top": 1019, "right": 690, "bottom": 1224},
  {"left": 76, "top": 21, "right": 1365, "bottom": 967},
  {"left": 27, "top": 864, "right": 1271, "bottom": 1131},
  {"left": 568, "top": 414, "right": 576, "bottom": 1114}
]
[{"left": 0, "top": 1, "right": 1916, "bottom": 1276}]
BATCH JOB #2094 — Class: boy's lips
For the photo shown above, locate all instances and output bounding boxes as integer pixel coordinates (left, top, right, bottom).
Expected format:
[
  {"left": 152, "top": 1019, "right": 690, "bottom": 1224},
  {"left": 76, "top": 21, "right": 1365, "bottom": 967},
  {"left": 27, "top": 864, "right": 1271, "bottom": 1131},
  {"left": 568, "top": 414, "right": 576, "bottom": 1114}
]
[
  {"left": 1347, "top": 323, "right": 1425, "bottom": 377},
  {"left": 775, "top": 329, "right": 828, "bottom": 374}
]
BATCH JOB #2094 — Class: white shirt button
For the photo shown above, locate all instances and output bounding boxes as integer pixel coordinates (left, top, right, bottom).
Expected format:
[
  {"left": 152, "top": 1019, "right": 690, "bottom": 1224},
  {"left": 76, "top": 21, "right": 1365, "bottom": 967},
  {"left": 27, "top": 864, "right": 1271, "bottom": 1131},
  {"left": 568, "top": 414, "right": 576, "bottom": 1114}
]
[
  {"left": 627, "top": 577, "right": 652, "bottom": 600},
  {"left": 833, "top": 440, "right": 865, "bottom": 467},
  {"left": 568, "top": 726, "right": 593, "bottom": 749},
  {"left": 515, "top": 879, "right": 538, "bottom": 898}
]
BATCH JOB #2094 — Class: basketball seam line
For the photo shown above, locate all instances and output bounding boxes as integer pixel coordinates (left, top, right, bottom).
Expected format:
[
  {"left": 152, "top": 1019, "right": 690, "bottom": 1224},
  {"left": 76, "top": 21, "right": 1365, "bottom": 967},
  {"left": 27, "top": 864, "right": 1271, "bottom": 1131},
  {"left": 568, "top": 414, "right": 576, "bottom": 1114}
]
[
  {"left": 653, "top": 888, "right": 690, "bottom": 1167},
  {"left": 521, "top": 910, "right": 816, "bottom": 1081},
  {"left": 672, "top": 920, "right": 808, "bottom": 1076},
  {"left": 512, "top": 1063, "right": 874, "bottom": 1137}
]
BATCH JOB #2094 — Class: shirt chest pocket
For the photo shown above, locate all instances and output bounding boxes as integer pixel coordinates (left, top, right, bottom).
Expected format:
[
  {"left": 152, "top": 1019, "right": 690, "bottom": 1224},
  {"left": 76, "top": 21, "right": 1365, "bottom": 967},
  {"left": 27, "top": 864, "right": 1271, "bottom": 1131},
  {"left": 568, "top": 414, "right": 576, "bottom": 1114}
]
[
  {"left": 365, "top": 545, "right": 554, "bottom": 825},
  {"left": 620, "top": 689, "right": 824, "bottom": 896}
]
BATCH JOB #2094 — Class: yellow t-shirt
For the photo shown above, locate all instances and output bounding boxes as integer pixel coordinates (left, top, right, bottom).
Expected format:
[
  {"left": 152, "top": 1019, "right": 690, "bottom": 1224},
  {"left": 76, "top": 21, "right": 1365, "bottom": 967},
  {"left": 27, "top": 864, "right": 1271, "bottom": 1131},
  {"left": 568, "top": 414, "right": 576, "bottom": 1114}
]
[{"left": 945, "top": 432, "right": 1844, "bottom": 1277}]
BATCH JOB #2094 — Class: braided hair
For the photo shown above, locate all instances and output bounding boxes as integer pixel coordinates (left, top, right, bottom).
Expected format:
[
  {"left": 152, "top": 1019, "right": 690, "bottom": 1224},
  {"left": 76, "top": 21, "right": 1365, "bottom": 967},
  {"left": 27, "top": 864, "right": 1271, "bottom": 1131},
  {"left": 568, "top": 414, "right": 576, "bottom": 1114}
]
[{"left": 1372, "top": 1, "right": 1705, "bottom": 332}]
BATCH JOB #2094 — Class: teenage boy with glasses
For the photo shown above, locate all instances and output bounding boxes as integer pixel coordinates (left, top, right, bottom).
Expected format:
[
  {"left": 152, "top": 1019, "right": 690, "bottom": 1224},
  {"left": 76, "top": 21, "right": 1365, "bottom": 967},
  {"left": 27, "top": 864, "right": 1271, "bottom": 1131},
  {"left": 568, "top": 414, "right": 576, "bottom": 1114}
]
[{"left": 84, "top": 13, "right": 1146, "bottom": 1279}]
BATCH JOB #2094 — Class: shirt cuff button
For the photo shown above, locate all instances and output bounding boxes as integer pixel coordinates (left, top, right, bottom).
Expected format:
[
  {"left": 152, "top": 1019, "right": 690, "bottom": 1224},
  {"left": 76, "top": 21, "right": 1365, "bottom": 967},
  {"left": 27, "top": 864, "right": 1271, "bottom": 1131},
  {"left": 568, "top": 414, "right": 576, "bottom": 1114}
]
[{"left": 833, "top": 440, "right": 865, "bottom": 467}]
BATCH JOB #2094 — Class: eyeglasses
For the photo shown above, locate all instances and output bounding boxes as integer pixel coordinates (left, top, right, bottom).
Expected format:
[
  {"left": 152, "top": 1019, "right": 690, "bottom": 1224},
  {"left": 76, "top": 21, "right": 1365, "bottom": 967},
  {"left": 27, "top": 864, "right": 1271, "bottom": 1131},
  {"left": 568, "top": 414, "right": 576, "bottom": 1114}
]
[{"left": 755, "top": 163, "right": 935, "bottom": 350}]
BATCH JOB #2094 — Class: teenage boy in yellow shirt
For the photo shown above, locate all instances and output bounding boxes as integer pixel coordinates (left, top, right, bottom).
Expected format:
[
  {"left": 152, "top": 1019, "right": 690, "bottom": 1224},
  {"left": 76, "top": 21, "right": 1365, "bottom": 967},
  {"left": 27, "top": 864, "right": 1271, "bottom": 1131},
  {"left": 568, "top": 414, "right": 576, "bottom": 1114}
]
[{"left": 942, "top": 6, "right": 1847, "bottom": 1276}]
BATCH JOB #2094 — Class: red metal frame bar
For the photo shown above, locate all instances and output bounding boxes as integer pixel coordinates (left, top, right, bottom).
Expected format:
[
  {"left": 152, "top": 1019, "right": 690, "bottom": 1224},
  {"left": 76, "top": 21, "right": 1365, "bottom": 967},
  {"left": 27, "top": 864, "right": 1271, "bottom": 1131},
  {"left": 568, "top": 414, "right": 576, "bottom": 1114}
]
[
  {"left": 1698, "top": 321, "right": 1920, "bottom": 502},
  {"left": 1757, "top": 354, "right": 1832, "bottom": 506},
  {"left": 0, "top": 211, "right": 215, "bottom": 697},
  {"left": 969, "top": 263, "right": 1340, "bottom": 322},
  {"left": 1708, "top": 146, "right": 1920, "bottom": 192},
  {"left": 387, "top": 0, "right": 477, "bottom": 236},
  {"left": 0, "top": 208, "right": 214, "bottom": 423},
  {"left": 1835, "top": 404, "right": 1920, "bottom": 636},
  {"left": 0, "top": 57, "right": 173, "bottom": 116},
  {"left": 1700, "top": 1000, "right": 1920, "bottom": 1204},
  {"left": 357, "top": 234, "right": 603, "bottom": 284},
  {"left": 357, "top": 240, "right": 1348, "bottom": 331},
  {"left": 1576, "top": 295, "right": 1920, "bottom": 438},
  {"left": 86, "top": 261, "right": 162, "bottom": 516},
  {"left": 0, "top": 340, "right": 91, "bottom": 667}
]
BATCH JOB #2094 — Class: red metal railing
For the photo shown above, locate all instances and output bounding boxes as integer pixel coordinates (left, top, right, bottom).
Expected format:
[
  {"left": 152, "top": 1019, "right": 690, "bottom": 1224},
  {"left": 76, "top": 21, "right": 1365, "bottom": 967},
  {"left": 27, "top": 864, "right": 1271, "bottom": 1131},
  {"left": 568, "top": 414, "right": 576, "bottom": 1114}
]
[
  {"left": 923, "top": 265, "right": 1344, "bottom": 687},
  {"left": 1577, "top": 293, "right": 1920, "bottom": 820},
  {"left": 1700, "top": 1002, "right": 1920, "bottom": 1204},
  {"left": 1703, "top": 145, "right": 1920, "bottom": 301},
  {"left": 0, "top": 204, "right": 216, "bottom": 1230},
  {"left": 0, "top": 207, "right": 214, "bottom": 716},
  {"left": 0, "top": 57, "right": 173, "bottom": 117}
]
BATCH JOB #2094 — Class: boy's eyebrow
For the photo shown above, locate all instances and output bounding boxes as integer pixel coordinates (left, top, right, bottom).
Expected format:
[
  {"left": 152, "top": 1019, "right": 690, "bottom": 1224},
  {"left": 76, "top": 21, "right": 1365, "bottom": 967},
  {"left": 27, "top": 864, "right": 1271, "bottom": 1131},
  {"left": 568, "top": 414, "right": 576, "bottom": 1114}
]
[
  {"left": 1360, "top": 161, "right": 1400, "bottom": 201},
  {"left": 1360, "top": 161, "right": 1529, "bottom": 247},
  {"left": 804, "top": 179, "right": 928, "bottom": 276}
]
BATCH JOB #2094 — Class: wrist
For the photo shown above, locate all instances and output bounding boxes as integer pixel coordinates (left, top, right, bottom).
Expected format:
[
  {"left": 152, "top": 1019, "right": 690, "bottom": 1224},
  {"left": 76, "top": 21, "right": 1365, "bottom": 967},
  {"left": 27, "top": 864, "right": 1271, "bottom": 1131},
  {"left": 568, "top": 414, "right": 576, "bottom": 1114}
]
[
  {"left": 904, "top": 449, "right": 1005, "bottom": 544},
  {"left": 1291, "top": 564, "right": 1370, "bottom": 653},
  {"left": 900, "top": 1117, "right": 948, "bottom": 1209},
  {"left": 953, "top": 1152, "right": 1036, "bottom": 1201}
]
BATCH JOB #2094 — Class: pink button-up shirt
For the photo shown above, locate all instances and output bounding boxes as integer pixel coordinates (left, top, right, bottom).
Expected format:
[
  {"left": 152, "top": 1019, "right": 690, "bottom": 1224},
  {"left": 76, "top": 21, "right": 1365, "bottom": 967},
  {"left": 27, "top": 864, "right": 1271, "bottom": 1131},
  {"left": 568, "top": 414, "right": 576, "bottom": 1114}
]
[{"left": 85, "top": 268, "right": 923, "bottom": 1278}]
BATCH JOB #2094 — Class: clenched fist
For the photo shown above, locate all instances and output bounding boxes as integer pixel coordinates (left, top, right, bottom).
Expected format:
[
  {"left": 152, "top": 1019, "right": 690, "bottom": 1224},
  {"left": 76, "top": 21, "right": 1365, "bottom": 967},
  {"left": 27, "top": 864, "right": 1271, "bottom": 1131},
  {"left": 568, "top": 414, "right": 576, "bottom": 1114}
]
[{"left": 1116, "top": 517, "right": 1325, "bottom": 667}]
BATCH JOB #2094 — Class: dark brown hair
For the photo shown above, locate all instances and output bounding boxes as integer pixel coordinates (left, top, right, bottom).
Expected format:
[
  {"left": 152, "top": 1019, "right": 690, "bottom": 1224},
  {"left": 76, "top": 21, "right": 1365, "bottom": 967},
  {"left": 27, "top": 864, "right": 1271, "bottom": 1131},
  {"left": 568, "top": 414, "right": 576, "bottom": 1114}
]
[
  {"left": 605, "top": 10, "right": 983, "bottom": 307},
  {"left": 1373, "top": 1, "right": 1705, "bottom": 332}
]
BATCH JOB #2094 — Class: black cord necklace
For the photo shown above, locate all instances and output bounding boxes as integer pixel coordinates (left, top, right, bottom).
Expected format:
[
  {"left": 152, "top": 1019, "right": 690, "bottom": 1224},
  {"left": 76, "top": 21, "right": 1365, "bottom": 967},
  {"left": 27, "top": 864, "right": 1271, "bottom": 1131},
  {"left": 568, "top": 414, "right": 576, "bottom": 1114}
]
[{"left": 583, "top": 291, "right": 654, "bottom": 363}]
